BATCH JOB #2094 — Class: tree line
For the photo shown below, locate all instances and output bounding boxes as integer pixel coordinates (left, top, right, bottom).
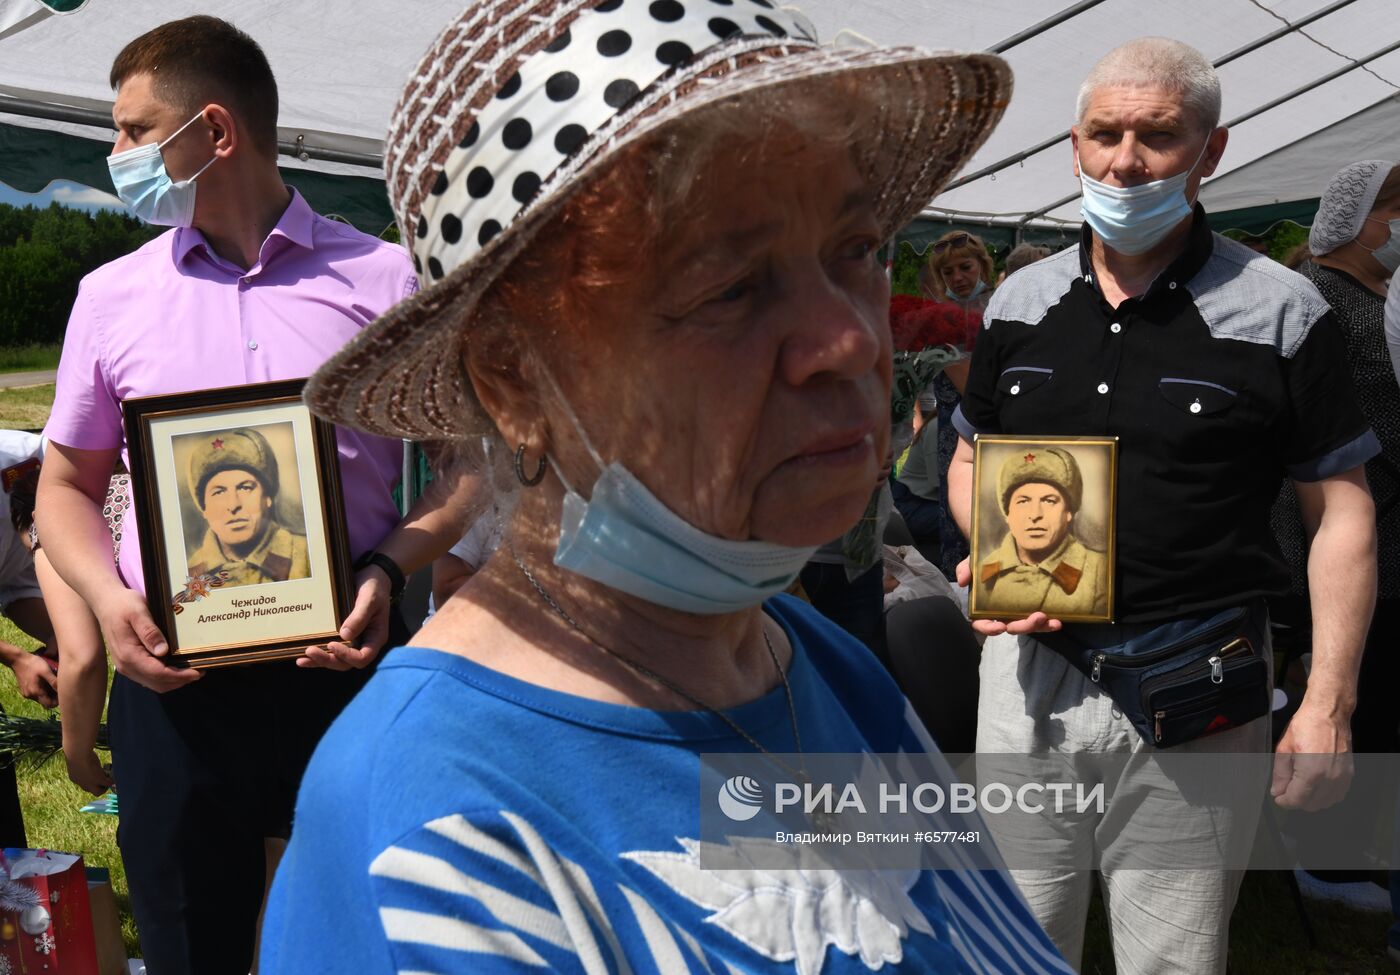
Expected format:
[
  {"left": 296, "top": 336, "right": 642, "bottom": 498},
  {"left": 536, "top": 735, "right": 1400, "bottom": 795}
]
[{"left": 0, "top": 202, "right": 159, "bottom": 347}]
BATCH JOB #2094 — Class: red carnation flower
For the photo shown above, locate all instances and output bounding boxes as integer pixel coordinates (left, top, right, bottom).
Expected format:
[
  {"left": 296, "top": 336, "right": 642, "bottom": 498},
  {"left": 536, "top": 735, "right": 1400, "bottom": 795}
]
[{"left": 888, "top": 295, "right": 982, "bottom": 353}]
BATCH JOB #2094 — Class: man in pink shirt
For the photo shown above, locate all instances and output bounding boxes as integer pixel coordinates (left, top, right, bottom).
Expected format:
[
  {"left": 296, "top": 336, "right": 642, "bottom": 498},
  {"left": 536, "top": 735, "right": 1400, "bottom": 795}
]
[{"left": 36, "top": 17, "right": 466, "bottom": 973}]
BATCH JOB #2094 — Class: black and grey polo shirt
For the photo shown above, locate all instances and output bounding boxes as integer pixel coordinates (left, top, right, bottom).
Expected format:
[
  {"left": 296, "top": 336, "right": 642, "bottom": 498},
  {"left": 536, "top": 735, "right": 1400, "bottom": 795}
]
[{"left": 955, "top": 207, "right": 1379, "bottom": 623}]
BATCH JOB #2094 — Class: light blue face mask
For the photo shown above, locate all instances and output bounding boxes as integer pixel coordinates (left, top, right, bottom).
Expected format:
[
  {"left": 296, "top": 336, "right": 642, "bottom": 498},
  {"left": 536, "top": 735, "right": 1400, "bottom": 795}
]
[
  {"left": 1077, "top": 140, "right": 1209, "bottom": 256},
  {"left": 545, "top": 374, "right": 819, "bottom": 615},
  {"left": 107, "top": 110, "right": 217, "bottom": 227},
  {"left": 946, "top": 279, "right": 988, "bottom": 302},
  {"left": 1364, "top": 217, "right": 1400, "bottom": 273}
]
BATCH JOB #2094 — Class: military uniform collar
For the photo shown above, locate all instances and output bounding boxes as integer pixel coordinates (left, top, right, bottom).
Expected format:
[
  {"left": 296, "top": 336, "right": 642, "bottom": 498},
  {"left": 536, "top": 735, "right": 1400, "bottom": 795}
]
[
  {"left": 191, "top": 521, "right": 294, "bottom": 580},
  {"left": 980, "top": 532, "right": 1087, "bottom": 595}
]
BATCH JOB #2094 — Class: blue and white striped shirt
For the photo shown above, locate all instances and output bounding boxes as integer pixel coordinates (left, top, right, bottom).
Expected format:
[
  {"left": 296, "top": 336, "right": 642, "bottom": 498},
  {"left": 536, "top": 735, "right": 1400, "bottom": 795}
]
[{"left": 260, "top": 596, "right": 1071, "bottom": 975}]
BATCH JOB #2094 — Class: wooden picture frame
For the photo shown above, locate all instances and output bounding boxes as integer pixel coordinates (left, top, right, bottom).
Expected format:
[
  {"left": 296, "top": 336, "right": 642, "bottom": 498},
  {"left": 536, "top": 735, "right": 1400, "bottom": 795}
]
[
  {"left": 969, "top": 434, "right": 1118, "bottom": 623},
  {"left": 123, "top": 379, "right": 352, "bottom": 668}
]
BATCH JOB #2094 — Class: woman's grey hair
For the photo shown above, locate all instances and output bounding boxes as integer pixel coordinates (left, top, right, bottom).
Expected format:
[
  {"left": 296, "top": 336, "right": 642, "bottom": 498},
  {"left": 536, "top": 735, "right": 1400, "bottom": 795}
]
[{"left": 1075, "top": 37, "right": 1221, "bottom": 133}]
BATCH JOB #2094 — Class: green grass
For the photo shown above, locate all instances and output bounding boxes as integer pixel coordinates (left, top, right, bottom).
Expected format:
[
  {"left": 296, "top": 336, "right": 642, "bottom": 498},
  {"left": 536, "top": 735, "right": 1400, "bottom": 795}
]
[
  {"left": 0, "top": 344, "right": 61, "bottom": 374},
  {"left": 0, "top": 382, "right": 53, "bottom": 431},
  {"left": 0, "top": 617, "right": 139, "bottom": 957}
]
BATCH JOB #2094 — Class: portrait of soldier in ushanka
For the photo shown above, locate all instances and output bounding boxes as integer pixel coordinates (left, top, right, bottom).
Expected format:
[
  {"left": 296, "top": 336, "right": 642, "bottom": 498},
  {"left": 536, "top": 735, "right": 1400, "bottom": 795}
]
[
  {"left": 184, "top": 427, "right": 310, "bottom": 588},
  {"left": 978, "top": 447, "right": 1109, "bottom": 618}
]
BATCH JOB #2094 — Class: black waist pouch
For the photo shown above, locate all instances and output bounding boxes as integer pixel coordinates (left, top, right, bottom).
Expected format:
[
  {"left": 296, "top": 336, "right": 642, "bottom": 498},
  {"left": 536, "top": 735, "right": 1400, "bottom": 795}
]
[{"left": 1040, "top": 602, "right": 1271, "bottom": 748}]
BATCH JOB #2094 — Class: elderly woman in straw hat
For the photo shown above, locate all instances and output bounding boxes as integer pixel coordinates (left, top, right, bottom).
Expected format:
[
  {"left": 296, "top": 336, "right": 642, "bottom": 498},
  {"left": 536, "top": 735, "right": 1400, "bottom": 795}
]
[{"left": 261, "top": 1, "right": 1072, "bottom": 972}]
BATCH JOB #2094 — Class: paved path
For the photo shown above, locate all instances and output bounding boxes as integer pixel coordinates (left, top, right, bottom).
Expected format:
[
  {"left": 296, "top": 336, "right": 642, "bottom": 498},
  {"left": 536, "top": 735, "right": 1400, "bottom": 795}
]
[{"left": 0, "top": 369, "right": 56, "bottom": 388}]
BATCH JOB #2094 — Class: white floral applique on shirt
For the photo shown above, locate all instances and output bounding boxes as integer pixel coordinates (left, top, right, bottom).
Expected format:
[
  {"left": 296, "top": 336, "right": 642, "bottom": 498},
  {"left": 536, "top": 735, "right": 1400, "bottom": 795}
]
[{"left": 623, "top": 837, "right": 934, "bottom": 975}]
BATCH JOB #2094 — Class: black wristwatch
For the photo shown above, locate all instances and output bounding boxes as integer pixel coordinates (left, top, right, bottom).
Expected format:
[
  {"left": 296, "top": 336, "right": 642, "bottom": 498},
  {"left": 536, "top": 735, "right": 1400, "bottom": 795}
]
[{"left": 354, "top": 551, "right": 406, "bottom": 605}]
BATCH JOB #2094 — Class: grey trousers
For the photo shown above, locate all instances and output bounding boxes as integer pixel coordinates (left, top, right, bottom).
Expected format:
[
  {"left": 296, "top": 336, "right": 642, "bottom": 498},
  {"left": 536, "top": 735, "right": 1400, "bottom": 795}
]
[{"left": 975, "top": 630, "right": 1271, "bottom": 975}]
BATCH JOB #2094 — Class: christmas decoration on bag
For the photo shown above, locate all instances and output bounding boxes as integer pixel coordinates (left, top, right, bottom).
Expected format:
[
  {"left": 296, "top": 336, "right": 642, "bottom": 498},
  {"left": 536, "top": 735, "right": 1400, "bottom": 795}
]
[{"left": 0, "top": 850, "right": 98, "bottom": 973}]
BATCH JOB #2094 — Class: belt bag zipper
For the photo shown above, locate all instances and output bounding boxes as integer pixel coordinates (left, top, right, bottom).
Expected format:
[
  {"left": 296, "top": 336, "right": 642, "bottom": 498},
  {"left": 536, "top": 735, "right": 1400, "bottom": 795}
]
[
  {"left": 1149, "top": 648, "right": 1261, "bottom": 743},
  {"left": 1140, "top": 639, "right": 1255, "bottom": 701},
  {"left": 1086, "top": 607, "right": 1251, "bottom": 684},
  {"left": 1042, "top": 603, "right": 1268, "bottom": 748}
]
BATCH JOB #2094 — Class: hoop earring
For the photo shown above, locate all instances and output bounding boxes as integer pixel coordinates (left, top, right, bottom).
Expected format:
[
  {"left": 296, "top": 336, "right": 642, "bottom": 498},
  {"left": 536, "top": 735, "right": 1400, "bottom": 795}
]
[{"left": 514, "top": 444, "right": 546, "bottom": 487}]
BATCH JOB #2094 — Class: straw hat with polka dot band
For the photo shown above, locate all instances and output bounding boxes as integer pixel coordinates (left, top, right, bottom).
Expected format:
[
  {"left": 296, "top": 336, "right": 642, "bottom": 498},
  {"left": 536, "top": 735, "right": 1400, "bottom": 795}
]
[{"left": 305, "top": 0, "right": 1013, "bottom": 440}]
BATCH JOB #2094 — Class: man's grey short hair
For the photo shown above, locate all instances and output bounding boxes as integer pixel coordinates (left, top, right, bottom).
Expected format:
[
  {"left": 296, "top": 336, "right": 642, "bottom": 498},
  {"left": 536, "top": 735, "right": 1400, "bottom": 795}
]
[{"left": 1075, "top": 37, "right": 1221, "bottom": 133}]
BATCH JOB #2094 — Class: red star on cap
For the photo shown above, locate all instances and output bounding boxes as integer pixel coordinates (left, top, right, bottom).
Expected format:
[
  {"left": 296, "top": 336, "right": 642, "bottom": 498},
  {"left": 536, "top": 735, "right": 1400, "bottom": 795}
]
[
  {"left": 1023, "top": 452, "right": 1036, "bottom": 463},
  {"left": 211, "top": 438, "right": 224, "bottom": 449}
]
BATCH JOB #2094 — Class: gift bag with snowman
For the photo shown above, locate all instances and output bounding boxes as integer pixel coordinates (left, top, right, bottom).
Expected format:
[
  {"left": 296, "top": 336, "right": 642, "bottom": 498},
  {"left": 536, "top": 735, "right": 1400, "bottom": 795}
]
[{"left": 0, "top": 850, "right": 97, "bottom": 974}]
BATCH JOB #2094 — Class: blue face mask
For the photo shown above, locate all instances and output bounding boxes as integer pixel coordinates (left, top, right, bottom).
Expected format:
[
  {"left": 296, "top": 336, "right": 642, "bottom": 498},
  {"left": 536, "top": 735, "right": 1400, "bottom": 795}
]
[
  {"left": 1364, "top": 217, "right": 1400, "bottom": 273},
  {"left": 107, "top": 111, "right": 217, "bottom": 227},
  {"left": 1078, "top": 141, "right": 1208, "bottom": 256},
  {"left": 946, "top": 279, "right": 987, "bottom": 302},
  {"left": 545, "top": 375, "right": 819, "bottom": 615}
]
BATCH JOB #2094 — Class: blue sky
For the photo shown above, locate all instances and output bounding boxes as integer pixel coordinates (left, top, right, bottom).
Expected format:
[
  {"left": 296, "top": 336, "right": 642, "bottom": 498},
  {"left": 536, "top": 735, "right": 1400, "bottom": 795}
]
[{"left": 0, "top": 178, "right": 129, "bottom": 214}]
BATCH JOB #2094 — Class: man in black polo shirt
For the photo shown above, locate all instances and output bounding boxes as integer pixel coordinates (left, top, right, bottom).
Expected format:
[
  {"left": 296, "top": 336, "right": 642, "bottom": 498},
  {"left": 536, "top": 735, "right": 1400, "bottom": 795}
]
[{"left": 949, "top": 37, "right": 1378, "bottom": 974}]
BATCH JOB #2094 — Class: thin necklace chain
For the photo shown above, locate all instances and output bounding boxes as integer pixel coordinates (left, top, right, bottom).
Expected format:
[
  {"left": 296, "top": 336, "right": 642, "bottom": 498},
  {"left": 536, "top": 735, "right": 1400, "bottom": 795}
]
[{"left": 508, "top": 543, "right": 808, "bottom": 780}]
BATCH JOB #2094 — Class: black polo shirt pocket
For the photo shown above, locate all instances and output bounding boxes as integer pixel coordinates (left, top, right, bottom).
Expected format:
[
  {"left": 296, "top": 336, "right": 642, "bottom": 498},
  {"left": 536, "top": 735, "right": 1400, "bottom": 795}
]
[
  {"left": 1158, "top": 377, "right": 1238, "bottom": 416},
  {"left": 998, "top": 366, "right": 1054, "bottom": 398}
]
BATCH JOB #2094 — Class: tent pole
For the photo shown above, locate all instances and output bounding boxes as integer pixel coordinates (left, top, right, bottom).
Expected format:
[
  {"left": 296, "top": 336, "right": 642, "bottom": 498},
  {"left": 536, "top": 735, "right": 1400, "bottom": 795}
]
[
  {"left": 401, "top": 441, "right": 415, "bottom": 517},
  {"left": 945, "top": 0, "right": 1365, "bottom": 193},
  {"left": 985, "top": 0, "right": 1109, "bottom": 54},
  {"left": 1212, "top": 0, "right": 1361, "bottom": 68},
  {"left": 1225, "top": 37, "right": 1400, "bottom": 129},
  {"left": 0, "top": 95, "right": 108, "bottom": 130},
  {"left": 1016, "top": 33, "right": 1400, "bottom": 226},
  {"left": 0, "top": 94, "right": 383, "bottom": 169}
]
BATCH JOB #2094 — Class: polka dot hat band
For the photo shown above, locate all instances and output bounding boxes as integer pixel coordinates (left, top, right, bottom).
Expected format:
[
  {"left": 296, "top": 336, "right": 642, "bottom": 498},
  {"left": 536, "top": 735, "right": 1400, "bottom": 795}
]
[
  {"left": 414, "top": 0, "right": 814, "bottom": 284},
  {"left": 304, "top": 0, "right": 1012, "bottom": 440}
]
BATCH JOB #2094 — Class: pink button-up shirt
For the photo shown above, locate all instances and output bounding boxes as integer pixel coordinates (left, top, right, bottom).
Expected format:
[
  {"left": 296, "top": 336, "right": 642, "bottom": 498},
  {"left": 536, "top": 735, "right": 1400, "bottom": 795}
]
[{"left": 46, "top": 190, "right": 418, "bottom": 596}]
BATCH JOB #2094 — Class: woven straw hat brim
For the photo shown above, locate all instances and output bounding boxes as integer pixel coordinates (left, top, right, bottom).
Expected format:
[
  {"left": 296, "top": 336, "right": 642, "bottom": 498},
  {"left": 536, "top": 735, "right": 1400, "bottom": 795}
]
[{"left": 306, "top": 45, "right": 1012, "bottom": 441}]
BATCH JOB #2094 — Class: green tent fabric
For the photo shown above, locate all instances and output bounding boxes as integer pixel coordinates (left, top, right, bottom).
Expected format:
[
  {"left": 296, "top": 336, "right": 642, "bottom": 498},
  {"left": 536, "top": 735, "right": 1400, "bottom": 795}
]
[
  {"left": 896, "top": 218, "right": 1078, "bottom": 255},
  {"left": 896, "top": 199, "right": 1322, "bottom": 255},
  {"left": 1207, "top": 200, "right": 1320, "bottom": 238},
  {"left": 0, "top": 121, "right": 395, "bottom": 234}
]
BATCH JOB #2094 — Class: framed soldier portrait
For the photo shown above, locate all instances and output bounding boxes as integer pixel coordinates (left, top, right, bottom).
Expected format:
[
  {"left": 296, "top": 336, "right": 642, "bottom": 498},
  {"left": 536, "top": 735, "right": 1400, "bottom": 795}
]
[
  {"left": 123, "top": 379, "right": 353, "bottom": 668},
  {"left": 969, "top": 435, "right": 1118, "bottom": 623}
]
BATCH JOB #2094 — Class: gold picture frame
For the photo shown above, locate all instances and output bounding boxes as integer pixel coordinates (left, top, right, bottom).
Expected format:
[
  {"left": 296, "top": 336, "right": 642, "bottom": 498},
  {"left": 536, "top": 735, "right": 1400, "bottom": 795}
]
[
  {"left": 969, "top": 434, "right": 1118, "bottom": 623},
  {"left": 123, "top": 379, "right": 353, "bottom": 668}
]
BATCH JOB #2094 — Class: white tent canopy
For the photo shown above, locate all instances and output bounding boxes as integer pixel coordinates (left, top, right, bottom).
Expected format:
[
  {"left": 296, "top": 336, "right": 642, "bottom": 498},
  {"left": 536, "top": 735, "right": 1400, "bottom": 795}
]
[
  {"left": 2, "top": 0, "right": 1396, "bottom": 235},
  {"left": 0, "top": 0, "right": 457, "bottom": 174},
  {"left": 1202, "top": 91, "right": 1400, "bottom": 215}
]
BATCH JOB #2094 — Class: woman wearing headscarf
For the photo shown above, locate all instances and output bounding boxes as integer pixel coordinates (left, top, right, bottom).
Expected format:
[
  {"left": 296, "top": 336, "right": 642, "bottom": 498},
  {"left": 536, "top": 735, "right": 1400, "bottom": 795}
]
[
  {"left": 1274, "top": 159, "right": 1400, "bottom": 909},
  {"left": 259, "top": 1, "right": 1073, "bottom": 972}
]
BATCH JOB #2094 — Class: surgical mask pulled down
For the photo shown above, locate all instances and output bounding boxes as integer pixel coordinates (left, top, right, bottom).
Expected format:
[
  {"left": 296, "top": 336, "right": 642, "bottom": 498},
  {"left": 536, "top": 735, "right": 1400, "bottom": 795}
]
[
  {"left": 107, "top": 110, "right": 218, "bottom": 227},
  {"left": 540, "top": 370, "right": 818, "bottom": 615},
  {"left": 1078, "top": 139, "right": 1210, "bottom": 256},
  {"left": 946, "top": 280, "right": 988, "bottom": 302},
  {"left": 1363, "top": 216, "right": 1400, "bottom": 274}
]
